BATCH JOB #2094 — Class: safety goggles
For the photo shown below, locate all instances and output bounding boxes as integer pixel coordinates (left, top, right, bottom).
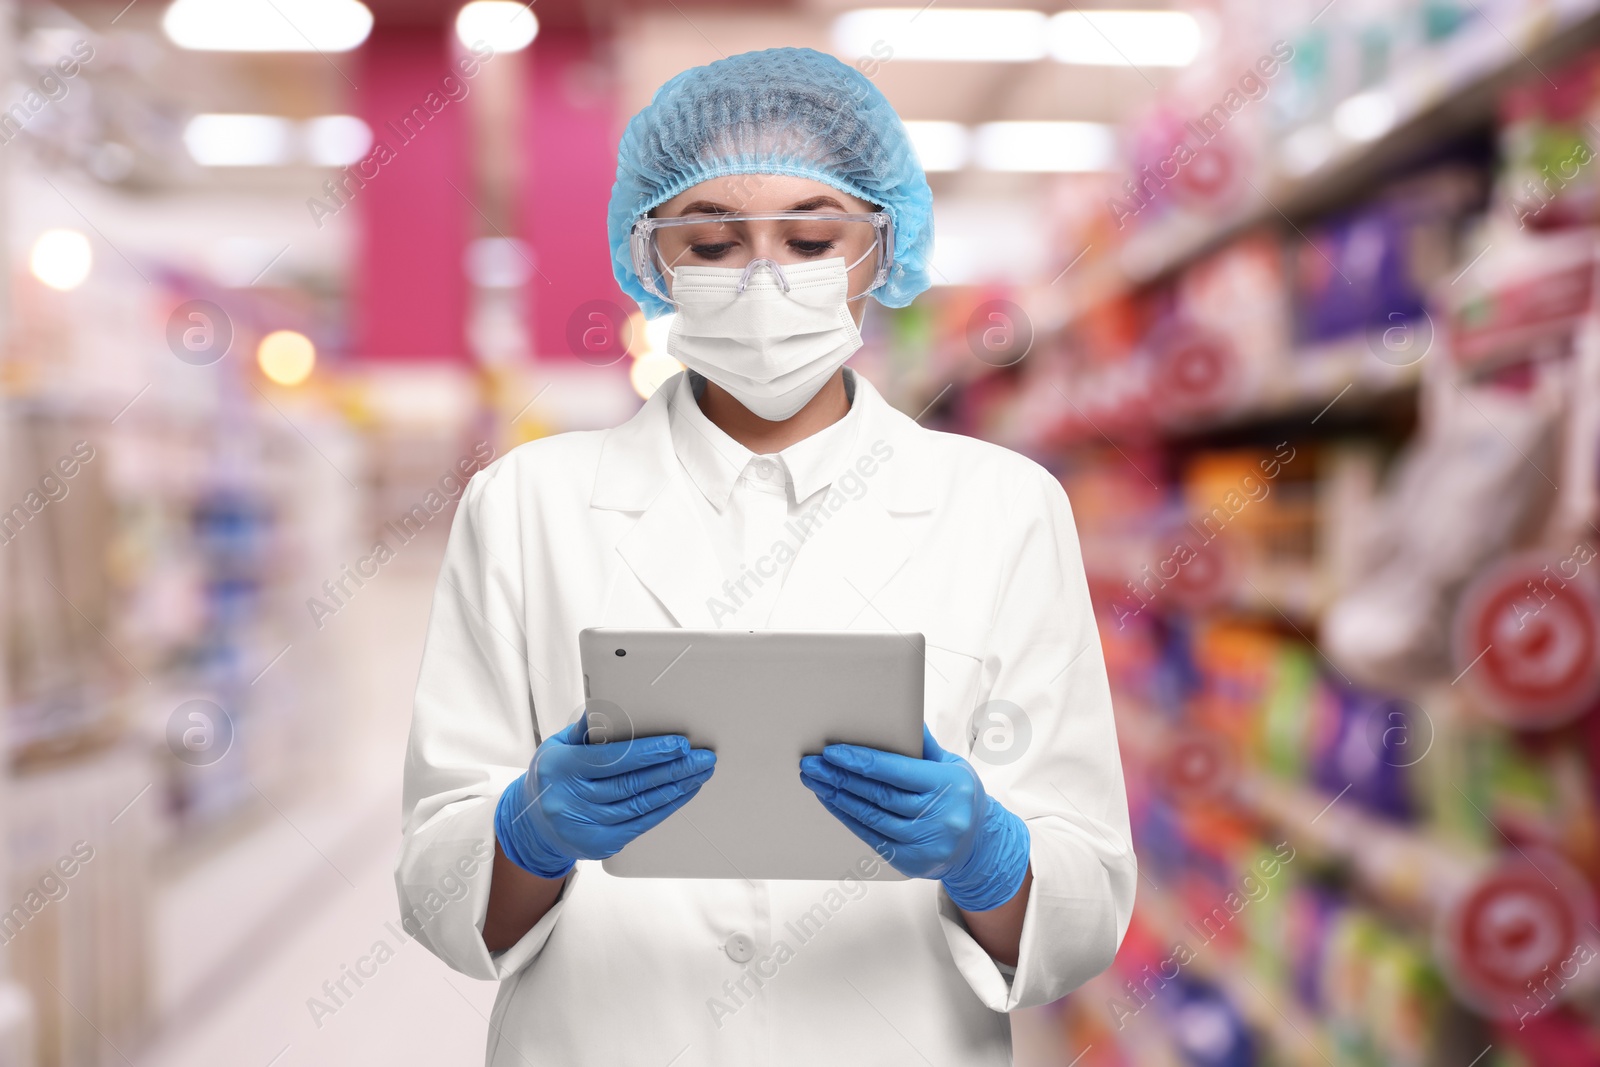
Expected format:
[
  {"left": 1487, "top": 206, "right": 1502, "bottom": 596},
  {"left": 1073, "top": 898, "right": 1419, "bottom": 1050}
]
[{"left": 631, "top": 211, "right": 894, "bottom": 305}]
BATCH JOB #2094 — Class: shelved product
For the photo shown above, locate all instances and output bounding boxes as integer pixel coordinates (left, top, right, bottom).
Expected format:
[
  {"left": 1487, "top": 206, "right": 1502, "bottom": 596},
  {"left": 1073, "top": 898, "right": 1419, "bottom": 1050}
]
[
  {"left": 4, "top": 748, "right": 154, "bottom": 1067},
  {"left": 3, "top": 180, "right": 365, "bottom": 1065},
  {"left": 903, "top": 9, "right": 1600, "bottom": 1066},
  {"left": 1047, "top": 0, "right": 1600, "bottom": 330}
]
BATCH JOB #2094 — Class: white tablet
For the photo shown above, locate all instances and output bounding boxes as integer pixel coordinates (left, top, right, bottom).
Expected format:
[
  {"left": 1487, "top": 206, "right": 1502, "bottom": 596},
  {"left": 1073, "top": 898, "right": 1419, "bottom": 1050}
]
[{"left": 578, "top": 628, "right": 925, "bottom": 880}]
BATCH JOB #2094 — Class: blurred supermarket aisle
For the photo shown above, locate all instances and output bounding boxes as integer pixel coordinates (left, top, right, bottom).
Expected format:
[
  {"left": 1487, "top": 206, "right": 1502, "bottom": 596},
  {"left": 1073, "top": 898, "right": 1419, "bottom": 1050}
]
[{"left": 135, "top": 553, "right": 496, "bottom": 1067}]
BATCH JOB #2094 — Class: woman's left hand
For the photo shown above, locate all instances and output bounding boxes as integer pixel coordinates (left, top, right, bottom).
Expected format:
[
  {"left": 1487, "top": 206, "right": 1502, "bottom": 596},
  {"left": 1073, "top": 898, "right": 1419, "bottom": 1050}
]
[{"left": 799, "top": 725, "right": 1031, "bottom": 912}]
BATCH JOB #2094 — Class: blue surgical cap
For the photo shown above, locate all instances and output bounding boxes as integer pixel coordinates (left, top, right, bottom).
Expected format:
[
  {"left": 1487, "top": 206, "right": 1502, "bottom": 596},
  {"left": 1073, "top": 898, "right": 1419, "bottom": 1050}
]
[{"left": 607, "top": 47, "right": 935, "bottom": 319}]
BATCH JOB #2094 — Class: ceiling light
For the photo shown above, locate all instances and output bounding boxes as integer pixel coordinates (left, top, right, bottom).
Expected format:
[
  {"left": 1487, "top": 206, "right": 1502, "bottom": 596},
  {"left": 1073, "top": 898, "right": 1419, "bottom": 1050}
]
[
  {"left": 832, "top": 9, "right": 1048, "bottom": 62},
  {"left": 163, "top": 0, "right": 373, "bottom": 53},
  {"left": 304, "top": 115, "right": 372, "bottom": 166},
  {"left": 973, "top": 121, "right": 1115, "bottom": 172},
  {"left": 257, "top": 330, "right": 316, "bottom": 386},
  {"left": 1047, "top": 10, "right": 1202, "bottom": 67},
  {"left": 184, "top": 114, "right": 294, "bottom": 167},
  {"left": 903, "top": 121, "right": 970, "bottom": 172},
  {"left": 185, "top": 115, "right": 372, "bottom": 167},
  {"left": 30, "top": 230, "right": 92, "bottom": 290},
  {"left": 1332, "top": 90, "right": 1397, "bottom": 142},
  {"left": 456, "top": 2, "right": 539, "bottom": 52}
]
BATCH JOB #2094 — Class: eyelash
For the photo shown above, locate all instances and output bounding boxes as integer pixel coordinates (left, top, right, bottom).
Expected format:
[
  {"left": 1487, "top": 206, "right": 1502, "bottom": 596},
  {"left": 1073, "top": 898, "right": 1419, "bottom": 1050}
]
[{"left": 687, "top": 239, "right": 838, "bottom": 260}]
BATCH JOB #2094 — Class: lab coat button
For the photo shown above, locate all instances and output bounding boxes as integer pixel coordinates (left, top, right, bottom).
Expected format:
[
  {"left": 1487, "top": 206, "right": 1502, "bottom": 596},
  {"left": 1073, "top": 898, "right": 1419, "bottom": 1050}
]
[{"left": 723, "top": 933, "right": 755, "bottom": 963}]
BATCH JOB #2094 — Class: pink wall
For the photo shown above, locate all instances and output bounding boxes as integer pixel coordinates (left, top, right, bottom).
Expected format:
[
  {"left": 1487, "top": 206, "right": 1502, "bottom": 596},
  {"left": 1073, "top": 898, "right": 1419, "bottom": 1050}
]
[
  {"left": 351, "top": 25, "right": 471, "bottom": 362},
  {"left": 524, "top": 30, "right": 627, "bottom": 360}
]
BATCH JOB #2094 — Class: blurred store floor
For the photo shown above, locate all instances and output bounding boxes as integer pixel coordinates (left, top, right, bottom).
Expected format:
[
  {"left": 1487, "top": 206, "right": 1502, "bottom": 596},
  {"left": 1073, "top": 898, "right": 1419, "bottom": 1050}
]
[{"left": 133, "top": 553, "right": 496, "bottom": 1067}]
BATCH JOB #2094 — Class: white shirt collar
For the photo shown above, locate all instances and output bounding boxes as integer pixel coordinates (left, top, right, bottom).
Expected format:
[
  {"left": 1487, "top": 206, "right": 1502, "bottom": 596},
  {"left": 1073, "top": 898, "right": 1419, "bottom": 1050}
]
[{"left": 667, "top": 369, "right": 866, "bottom": 510}]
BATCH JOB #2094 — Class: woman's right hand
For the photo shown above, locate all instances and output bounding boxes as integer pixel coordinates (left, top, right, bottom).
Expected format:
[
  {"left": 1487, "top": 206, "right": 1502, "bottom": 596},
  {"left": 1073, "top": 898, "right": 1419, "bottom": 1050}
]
[{"left": 494, "top": 718, "right": 717, "bottom": 879}]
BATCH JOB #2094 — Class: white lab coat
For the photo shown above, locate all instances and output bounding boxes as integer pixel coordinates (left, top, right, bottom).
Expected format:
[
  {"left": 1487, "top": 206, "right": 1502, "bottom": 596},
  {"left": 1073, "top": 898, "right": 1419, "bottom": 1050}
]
[{"left": 396, "top": 370, "right": 1136, "bottom": 1066}]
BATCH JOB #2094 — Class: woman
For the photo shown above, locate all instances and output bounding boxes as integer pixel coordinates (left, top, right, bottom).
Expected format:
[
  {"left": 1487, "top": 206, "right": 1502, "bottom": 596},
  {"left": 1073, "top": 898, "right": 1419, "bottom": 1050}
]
[{"left": 398, "top": 46, "right": 1134, "bottom": 1066}]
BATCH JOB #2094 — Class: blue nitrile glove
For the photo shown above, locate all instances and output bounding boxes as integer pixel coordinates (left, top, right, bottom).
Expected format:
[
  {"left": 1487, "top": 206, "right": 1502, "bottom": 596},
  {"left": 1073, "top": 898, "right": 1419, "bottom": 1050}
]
[
  {"left": 799, "top": 725, "right": 1030, "bottom": 912},
  {"left": 495, "top": 718, "right": 716, "bottom": 879}
]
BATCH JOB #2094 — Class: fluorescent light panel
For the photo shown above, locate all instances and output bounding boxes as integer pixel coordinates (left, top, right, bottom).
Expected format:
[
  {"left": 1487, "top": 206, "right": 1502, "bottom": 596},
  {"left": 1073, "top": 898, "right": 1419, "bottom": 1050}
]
[
  {"left": 184, "top": 114, "right": 294, "bottom": 166},
  {"left": 833, "top": 9, "right": 1048, "bottom": 62},
  {"left": 456, "top": 1, "right": 539, "bottom": 52},
  {"left": 974, "top": 121, "right": 1115, "bottom": 172},
  {"left": 304, "top": 115, "right": 373, "bottom": 166},
  {"left": 184, "top": 114, "right": 373, "bottom": 167},
  {"left": 903, "top": 121, "right": 971, "bottom": 172},
  {"left": 1048, "top": 11, "right": 1201, "bottom": 67},
  {"left": 833, "top": 8, "right": 1201, "bottom": 67},
  {"left": 163, "top": 0, "right": 373, "bottom": 52}
]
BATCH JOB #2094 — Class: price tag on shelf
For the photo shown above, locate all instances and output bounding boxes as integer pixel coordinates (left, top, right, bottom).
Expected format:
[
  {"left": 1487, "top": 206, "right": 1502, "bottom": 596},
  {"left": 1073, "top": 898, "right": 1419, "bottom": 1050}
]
[
  {"left": 1453, "top": 553, "right": 1600, "bottom": 730},
  {"left": 1155, "top": 727, "right": 1236, "bottom": 803},
  {"left": 1147, "top": 325, "right": 1240, "bottom": 423},
  {"left": 1436, "top": 850, "right": 1597, "bottom": 1018},
  {"left": 1170, "top": 135, "right": 1245, "bottom": 213},
  {"left": 1144, "top": 513, "right": 1237, "bottom": 613}
]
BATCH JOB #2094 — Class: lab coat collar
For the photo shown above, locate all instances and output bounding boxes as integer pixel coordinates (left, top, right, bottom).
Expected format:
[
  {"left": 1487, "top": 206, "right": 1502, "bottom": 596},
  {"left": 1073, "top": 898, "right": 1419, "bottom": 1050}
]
[
  {"left": 591, "top": 369, "right": 936, "bottom": 515},
  {"left": 666, "top": 370, "right": 870, "bottom": 511},
  {"left": 665, "top": 374, "right": 749, "bottom": 511},
  {"left": 590, "top": 368, "right": 937, "bottom": 629},
  {"left": 780, "top": 371, "right": 869, "bottom": 505}
]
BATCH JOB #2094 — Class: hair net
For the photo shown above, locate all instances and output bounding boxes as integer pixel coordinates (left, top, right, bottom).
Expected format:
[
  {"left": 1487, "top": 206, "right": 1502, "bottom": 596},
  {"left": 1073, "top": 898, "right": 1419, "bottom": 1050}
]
[{"left": 607, "top": 47, "right": 935, "bottom": 318}]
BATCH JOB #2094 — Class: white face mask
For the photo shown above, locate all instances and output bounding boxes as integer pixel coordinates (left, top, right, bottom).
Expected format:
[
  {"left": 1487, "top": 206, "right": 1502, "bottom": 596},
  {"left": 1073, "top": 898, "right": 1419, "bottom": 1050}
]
[{"left": 665, "top": 257, "right": 862, "bottom": 422}]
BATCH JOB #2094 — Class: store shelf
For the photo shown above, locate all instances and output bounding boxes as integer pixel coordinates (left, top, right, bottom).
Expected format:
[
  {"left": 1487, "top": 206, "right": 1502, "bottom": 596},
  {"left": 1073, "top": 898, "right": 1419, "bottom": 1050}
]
[
  {"left": 1150, "top": 348, "right": 1422, "bottom": 446},
  {"left": 1135, "top": 883, "right": 1338, "bottom": 1067},
  {"left": 1235, "top": 774, "right": 1489, "bottom": 918},
  {"left": 1087, "top": 563, "right": 1324, "bottom": 629},
  {"left": 984, "top": 336, "right": 1422, "bottom": 456},
  {"left": 1228, "top": 566, "right": 1324, "bottom": 628},
  {"left": 1054, "top": 0, "right": 1600, "bottom": 324},
  {"left": 1120, "top": 707, "right": 1490, "bottom": 920}
]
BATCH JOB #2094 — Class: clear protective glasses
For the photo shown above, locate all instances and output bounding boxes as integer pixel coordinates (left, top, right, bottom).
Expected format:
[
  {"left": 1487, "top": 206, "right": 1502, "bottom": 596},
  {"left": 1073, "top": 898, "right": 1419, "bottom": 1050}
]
[{"left": 631, "top": 211, "right": 894, "bottom": 305}]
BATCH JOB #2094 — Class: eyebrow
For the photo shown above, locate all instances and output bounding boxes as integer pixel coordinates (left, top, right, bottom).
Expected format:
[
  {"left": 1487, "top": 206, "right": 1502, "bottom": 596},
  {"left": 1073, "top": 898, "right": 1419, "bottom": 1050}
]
[
  {"left": 787, "top": 195, "right": 847, "bottom": 211},
  {"left": 668, "top": 194, "right": 850, "bottom": 216}
]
